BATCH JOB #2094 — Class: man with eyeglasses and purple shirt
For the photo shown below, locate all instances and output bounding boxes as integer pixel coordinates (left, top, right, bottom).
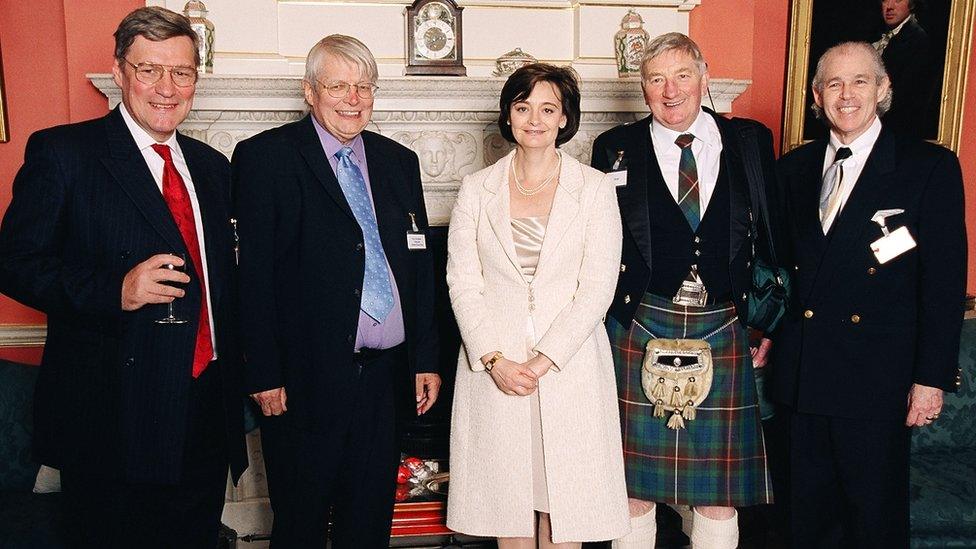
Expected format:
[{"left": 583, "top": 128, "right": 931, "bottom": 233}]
[
  {"left": 0, "top": 7, "right": 247, "bottom": 548},
  {"left": 233, "top": 35, "right": 441, "bottom": 548}
]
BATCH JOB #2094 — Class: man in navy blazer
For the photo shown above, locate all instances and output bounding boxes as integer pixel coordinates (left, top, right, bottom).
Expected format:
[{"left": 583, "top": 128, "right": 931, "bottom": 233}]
[
  {"left": 233, "top": 35, "right": 441, "bottom": 548},
  {"left": 0, "top": 7, "right": 246, "bottom": 548},
  {"left": 772, "top": 41, "right": 966, "bottom": 548}
]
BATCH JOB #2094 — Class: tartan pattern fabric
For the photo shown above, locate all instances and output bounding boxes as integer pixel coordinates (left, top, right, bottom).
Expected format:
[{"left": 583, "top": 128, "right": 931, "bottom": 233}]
[
  {"left": 675, "top": 134, "right": 701, "bottom": 232},
  {"left": 607, "top": 293, "right": 773, "bottom": 506}
]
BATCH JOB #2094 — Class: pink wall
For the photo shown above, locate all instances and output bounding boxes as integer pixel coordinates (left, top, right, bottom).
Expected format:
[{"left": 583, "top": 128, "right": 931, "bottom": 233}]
[{"left": 959, "top": 29, "right": 976, "bottom": 295}]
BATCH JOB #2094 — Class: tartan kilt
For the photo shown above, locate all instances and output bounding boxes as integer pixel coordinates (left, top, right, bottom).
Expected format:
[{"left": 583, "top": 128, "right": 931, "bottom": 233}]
[{"left": 607, "top": 293, "right": 773, "bottom": 507}]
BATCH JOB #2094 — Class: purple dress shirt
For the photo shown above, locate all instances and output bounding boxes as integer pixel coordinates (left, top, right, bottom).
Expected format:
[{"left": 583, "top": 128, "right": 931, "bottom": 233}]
[{"left": 313, "top": 118, "right": 405, "bottom": 351}]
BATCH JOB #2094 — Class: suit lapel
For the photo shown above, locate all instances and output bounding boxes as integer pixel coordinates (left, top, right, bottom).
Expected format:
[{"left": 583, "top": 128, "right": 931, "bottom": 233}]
[
  {"left": 179, "top": 135, "right": 226, "bottom": 307},
  {"left": 712, "top": 113, "right": 751, "bottom": 264},
  {"left": 362, "top": 132, "right": 411, "bottom": 268},
  {"left": 789, "top": 141, "right": 831, "bottom": 302},
  {"left": 296, "top": 116, "right": 356, "bottom": 221},
  {"left": 617, "top": 117, "right": 653, "bottom": 269},
  {"left": 100, "top": 108, "right": 186, "bottom": 255},
  {"left": 807, "top": 132, "right": 896, "bottom": 304},
  {"left": 484, "top": 151, "right": 526, "bottom": 282},
  {"left": 798, "top": 140, "right": 829, "bottom": 245},
  {"left": 535, "top": 152, "right": 582, "bottom": 276}
]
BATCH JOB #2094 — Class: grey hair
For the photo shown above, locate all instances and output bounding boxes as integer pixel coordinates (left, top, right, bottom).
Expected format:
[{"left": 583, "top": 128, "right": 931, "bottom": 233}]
[
  {"left": 640, "top": 32, "right": 707, "bottom": 79},
  {"left": 304, "top": 35, "right": 378, "bottom": 85},
  {"left": 114, "top": 7, "right": 200, "bottom": 67},
  {"left": 811, "top": 41, "right": 893, "bottom": 120}
]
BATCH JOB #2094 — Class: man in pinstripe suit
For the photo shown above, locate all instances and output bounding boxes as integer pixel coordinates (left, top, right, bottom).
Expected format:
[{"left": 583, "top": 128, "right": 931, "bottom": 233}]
[{"left": 0, "top": 7, "right": 246, "bottom": 548}]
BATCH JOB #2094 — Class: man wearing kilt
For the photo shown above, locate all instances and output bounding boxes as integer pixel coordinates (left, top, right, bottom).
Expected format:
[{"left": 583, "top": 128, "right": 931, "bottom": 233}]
[{"left": 591, "top": 33, "right": 778, "bottom": 548}]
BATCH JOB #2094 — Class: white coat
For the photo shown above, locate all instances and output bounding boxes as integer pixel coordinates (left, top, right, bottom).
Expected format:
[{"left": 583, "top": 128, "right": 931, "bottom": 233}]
[{"left": 445, "top": 150, "right": 630, "bottom": 542}]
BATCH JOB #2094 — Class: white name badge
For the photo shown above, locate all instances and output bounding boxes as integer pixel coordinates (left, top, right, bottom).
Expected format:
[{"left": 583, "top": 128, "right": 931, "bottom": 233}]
[
  {"left": 407, "top": 232, "right": 427, "bottom": 250},
  {"left": 870, "top": 226, "right": 916, "bottom": 264},
  {"left": 608, "top": 170, "right": 628, "bottom": 187}
]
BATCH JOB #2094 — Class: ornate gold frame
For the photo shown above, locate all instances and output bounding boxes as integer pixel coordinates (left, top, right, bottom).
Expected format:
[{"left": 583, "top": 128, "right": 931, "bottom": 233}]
[
  {"left": 0, "top": 48, "right": 8, "bottom": 143},
  {"left": 782, "top": 0, "right": 974, "bottom": 153}
]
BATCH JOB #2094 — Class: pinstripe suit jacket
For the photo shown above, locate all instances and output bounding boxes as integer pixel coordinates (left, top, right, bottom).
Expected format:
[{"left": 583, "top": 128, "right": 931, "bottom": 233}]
[{"left": 0, "top": 107, "right": 247, "bottom": 484}]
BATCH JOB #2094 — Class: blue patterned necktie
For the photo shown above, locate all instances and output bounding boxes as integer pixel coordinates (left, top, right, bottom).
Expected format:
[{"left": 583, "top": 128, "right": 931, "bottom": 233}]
[
  {"left": 675, "top": 133, "right": 701, "bottom": 231},
  {"left": 335, "top": 147, "right": 395, "bottom": 322}
]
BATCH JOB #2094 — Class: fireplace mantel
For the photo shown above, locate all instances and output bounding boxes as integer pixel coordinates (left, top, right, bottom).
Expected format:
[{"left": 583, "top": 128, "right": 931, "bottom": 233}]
[{"left": 90, "top": 74, "right": 749, "bottom": 226}]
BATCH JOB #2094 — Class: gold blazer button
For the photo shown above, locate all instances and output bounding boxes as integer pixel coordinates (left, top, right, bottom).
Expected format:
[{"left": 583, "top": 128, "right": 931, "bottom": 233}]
[
  {"left": 851, "top": 314, "right": 861, "bottom": 323},
  {"left": 804, "top": 310, "right": 814, "bottom": 319}
]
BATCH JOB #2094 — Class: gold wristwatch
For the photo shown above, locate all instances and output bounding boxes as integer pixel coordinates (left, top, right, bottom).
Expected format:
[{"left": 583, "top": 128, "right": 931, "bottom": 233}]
[{"left": 484, "top": 351, "right": 503, "bottom": 371}]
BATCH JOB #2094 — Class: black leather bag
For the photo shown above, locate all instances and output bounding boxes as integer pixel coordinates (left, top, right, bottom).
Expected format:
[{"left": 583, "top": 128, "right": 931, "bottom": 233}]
[{"left": 736, "top": 122, "right": 791, "bottom": 333}]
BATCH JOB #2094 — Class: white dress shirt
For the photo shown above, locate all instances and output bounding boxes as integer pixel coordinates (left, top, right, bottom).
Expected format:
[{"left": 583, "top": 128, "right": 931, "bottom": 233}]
[
  {"left": 120, "top": 103, "right": 217, "bottom": 357},
  {"left": 820, "top": 116, "right": 883, "bottom": 232},
  {"left": 650, "top": 109, "right": 724, "bottom": 214}
]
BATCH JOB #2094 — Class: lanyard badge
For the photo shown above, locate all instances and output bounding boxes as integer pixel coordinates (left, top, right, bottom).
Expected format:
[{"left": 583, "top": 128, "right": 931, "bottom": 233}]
[
  {"left": 869, "top": 209, "right": 916, "bottom": 264},
  {"left": 406, "top": 212, "right": 427, "bottom": 250}
]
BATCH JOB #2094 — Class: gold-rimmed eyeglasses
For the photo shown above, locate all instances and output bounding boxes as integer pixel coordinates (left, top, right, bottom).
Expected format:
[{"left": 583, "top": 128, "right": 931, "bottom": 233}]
[
  {"left": 317, "top": 80, "right": 379, "bottom": 99},
  {"left": 123, "top": 59, "right": 199, "bottom": 87}
]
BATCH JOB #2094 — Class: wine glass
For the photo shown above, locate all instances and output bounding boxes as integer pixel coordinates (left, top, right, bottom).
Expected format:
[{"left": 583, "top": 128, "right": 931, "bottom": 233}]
[{"left": 156, "top": 252, "right": 189, "bottom": 324}]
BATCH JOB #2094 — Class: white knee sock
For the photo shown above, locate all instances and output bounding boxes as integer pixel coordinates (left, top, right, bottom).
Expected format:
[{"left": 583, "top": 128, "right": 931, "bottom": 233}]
[
  {"left": 611, "top": 506, "right": 657, "bottom": 549},
  {"left": 690, "top": 509, "right": 738, "bottom": 549}
]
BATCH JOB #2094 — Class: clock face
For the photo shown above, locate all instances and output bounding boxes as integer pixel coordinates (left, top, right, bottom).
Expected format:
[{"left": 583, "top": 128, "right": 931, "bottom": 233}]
[
  {"left": 415, "top": 19, "right": 455, "bottom": 60},
  {"left": 405, "top": 0, "right": 465, "bottom": 75}
]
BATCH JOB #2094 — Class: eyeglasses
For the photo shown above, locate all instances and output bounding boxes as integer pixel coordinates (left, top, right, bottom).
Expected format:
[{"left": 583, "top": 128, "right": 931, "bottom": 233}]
[
  {"left": 123, "top": 59, "right": 198, "bottom": 87},
  {"left": 317, "top": 80, "right": 379, "bottom": 99}
]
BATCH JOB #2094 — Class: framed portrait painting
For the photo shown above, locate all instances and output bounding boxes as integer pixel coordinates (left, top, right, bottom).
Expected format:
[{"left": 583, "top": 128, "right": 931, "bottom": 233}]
[{"left": 783, "top": 0, "right": 974, "bottom": 152}]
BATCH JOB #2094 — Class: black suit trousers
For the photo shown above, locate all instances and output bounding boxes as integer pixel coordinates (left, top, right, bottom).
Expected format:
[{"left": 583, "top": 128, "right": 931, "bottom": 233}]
[
  {"left": 787, "top": 408, "right": 911, "bottom": 549},
  {"left": 61, "top": 363, "right": 229, "bottom": 549},
  {"left": 260, "top": 346, "right": 403, "bottom": 549}
]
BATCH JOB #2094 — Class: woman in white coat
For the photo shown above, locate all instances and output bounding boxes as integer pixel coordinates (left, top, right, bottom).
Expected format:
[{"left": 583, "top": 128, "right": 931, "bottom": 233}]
[{"left": 445, "top": 63, "right": 630, "bottom": 548}]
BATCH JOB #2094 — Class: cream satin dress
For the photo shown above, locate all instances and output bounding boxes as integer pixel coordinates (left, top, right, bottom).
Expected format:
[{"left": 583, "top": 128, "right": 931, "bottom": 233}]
[{"left": 511, "top": 214, "right": 550, "bottom": 513}]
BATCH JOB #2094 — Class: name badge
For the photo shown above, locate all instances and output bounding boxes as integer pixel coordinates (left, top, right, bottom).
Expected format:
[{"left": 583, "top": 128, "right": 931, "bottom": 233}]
[
  {"left": 608, "top": 170, "right": 628, "bottom": 187},
  {"left": 407, "top": 212, "right": 427, "bottom": 250},
  {"left": 609, "top": 150, "right": 628, "bottom": 187},
  {"left": 871, "top": 226, "right": 916, "bottom": 264}
]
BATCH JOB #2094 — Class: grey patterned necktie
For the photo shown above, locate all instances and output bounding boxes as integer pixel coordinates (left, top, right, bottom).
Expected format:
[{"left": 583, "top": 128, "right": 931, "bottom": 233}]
[
  {"left": 819, "top": 147, "right": 853, "bottom": 231},
  {"left": 335, "top": 147, "right": 395, "bottom": 322}
]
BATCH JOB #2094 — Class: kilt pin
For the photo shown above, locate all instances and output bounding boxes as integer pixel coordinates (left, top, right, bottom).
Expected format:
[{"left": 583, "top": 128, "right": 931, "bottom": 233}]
[{"left": 607, "top": 293, "right": 773, "bottom": 507}]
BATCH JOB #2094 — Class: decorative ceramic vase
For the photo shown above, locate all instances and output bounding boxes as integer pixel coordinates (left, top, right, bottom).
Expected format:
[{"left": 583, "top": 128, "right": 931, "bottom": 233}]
[
  {"left": 183, "top": 1, "right": 215, "bottom": 73},
  {"left": 492, "top": 48, "right": 538, "bottom": 77},
  {"left": 614, "top": 10, "right": 649, "bottom": 78}
]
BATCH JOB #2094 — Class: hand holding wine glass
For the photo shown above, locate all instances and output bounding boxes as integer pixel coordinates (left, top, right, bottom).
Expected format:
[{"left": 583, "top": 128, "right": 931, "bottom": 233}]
[
  {"left": 156, "top": 252, "right": 189, "bottom": 324},
  {"left": 121, "top": 253, "right": 190, "bottom": 312}
]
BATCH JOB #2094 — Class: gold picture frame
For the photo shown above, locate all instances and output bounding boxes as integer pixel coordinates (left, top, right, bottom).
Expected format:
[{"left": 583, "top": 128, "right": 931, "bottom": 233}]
[
  {"left": 0, "top": 47, "right": 8, "bottom": 143},
  {"left": 782, "top": 0, "right": 974, "bottom": 153}
]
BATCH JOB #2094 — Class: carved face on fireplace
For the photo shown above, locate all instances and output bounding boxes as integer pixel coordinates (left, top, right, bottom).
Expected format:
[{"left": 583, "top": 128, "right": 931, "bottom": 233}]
[{"left": 418, "top": 134, "right": 453, "bottom": 177}]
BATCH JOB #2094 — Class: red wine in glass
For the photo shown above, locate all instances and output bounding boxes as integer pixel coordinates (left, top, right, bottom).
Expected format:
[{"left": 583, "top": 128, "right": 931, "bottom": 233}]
[{"left": 156, "top": 252, "right": 189, "bottom": 324}]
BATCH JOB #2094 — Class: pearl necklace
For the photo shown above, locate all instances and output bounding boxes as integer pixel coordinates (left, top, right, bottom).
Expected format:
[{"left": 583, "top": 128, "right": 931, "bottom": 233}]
[{"left": 512, "top": 152, "right": 562, "bottom": 196}]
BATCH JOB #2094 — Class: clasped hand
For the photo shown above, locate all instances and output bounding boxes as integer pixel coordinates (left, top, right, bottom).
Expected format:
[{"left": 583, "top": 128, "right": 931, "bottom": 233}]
[{"left": 484, "top": 353, "right": 553, "bottom": 396}]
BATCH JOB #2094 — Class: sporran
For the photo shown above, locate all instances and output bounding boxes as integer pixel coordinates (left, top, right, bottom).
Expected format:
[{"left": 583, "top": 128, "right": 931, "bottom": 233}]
[{"left": 641, "top": 339, "right": 714, "bottom": 430}]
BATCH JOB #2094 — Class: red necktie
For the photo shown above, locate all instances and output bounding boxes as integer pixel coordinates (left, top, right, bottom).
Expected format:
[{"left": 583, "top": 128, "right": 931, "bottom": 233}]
[{"left": 151, "top": 143, "right": 213, "bottom": 378}]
